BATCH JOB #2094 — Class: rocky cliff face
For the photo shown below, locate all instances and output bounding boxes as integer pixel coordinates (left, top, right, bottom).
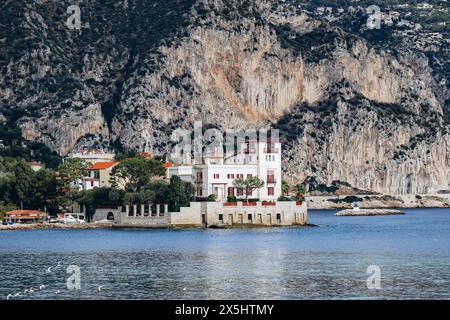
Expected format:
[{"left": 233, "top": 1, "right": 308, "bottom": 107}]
[{"left": 1, "top": 0, "right": 449, "bottom": 194}]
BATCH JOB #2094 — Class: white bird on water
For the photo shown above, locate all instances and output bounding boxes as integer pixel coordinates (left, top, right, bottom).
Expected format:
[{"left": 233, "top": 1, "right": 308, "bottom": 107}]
[
  {"left": 24, "top": 288, "right": 34, "bottom": 294},
  {"left": 39, "top": 285, "right": 46, "bottom": 290},
  {"left": 6, "top": 294, "right": 12, "bottom": 300},
  {"left": 98, "top": 286, "right": 103, "bottom": 292},
  {"left": 47, "top": 261, "right": 62, "bottom": 273}
]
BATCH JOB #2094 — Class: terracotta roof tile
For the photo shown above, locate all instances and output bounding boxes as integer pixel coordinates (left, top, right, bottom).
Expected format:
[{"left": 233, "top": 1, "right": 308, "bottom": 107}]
[{"left": 87, "top": 161, "right": 119, "bottom": 170}]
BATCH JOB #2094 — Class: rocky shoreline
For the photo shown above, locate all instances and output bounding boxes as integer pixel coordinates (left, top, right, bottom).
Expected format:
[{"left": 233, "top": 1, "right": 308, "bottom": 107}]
[
  {"left": 0, "top": 223, "right": 114, "bottom": 231},
  {"left": 335, "top": 209, "right": 405, "bottom": 216},
  {"left": 307, "top": 194, "right": 450, "bottom": 210},
  {"left": 0, "top": 222, "right": 314, "bottom": 231}
]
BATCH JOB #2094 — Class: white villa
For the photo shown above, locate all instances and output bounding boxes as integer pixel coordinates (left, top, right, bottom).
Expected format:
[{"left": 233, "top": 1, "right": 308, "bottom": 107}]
[{"left": 168, "top": 138, "right": 282, "bottom": 201}]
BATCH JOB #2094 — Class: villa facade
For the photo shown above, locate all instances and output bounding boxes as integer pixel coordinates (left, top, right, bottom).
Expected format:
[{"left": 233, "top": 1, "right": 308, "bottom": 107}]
[{"left": 168, "top": 139, "right": 282, "bottom": 201}]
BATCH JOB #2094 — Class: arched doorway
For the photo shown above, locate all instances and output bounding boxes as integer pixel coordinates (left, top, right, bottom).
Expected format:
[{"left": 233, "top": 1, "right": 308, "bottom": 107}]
[{"left": 106, "top": 212, "right": 114, "bottom": 222}]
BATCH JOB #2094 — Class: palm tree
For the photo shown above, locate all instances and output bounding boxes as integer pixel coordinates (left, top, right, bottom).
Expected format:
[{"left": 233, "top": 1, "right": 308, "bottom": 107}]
[
  {"left": 293, "top": 183, "right": 305, "bottom": 199},
  {"left": 233, "top": 176, "right": 264, "bottom": 202},
  {"left": 281, "top": 180, "right": 290, "bottom": 197}
]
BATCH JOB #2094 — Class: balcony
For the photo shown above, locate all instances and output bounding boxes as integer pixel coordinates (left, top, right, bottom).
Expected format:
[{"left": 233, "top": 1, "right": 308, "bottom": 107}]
[
  {"left": 242, "top": 148, "right": 256, "bottom": 154},
  {"left": 263, "top": 147, "right": 279, "bottom": 154}
]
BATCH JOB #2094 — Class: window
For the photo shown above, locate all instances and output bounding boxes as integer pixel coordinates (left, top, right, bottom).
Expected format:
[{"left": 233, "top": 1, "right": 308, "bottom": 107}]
[
  {"left": 268, "top": 187, "right": 274, "bottom": 196},
  {"left": 197, "top": 172, "right": 203, "bottom": 182},
  {"left": 197, "top": 187, "right": 203, "bottom": 197},
  {"left": 276, "top": 213, "right": 281, "bottom": 221},
  {"left": 237, "top": 174, "right": 244, "bottom": 179},
  {"left": 248, "top": 214, "right": 252, "bottom": 221},
  {"left": 90, "top": 180, "right": 94, "bottom": 187},
  {"left": 237, "top": 188, "right": 243, "bottom": 196},
  {"left": 227, "top": 187, "right": 235, "bottom": 196},
  {"left": 227, "top": 174, "right": 235, "bottom": 179},
  {"left": 93, "top": 170, "right": 100, "bottom": 179},
  {"left": 247, "top": 174, "right": 252, "bottom": 178},
  {"left": 267, "top": 170, "right": 275, "bottom": 183},
  {"left": 214, "top": 174, "right": 219, "bottom": 179},
  {"left": 219, "top": 214, "right": 223, "bottom": 222}
]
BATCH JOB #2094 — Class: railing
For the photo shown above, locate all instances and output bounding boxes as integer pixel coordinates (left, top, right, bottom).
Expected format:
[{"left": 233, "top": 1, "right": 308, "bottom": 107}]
[
  {"left": 223, "top": 201, "right": 277, "bottom": 207},
  {"left": 243, "top": 202, "right": 257, "bottom": 206},
  {"left": 263, "top": 148, "right": 279, "bottom": 154},
  {"left": 224, "top": 202, "right": 238, "bottom": 207}
]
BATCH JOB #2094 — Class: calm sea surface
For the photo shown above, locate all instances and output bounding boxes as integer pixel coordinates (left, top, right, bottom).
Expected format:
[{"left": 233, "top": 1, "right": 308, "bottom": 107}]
[{"left": 0, "top": 208, "right": 449, "bottom": 300}]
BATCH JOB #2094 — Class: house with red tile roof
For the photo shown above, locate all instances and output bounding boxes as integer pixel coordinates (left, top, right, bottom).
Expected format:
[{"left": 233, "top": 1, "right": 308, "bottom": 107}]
[
  {"left": 81, "top": 161, "right": 119, "bottom": 190},
  {"left": 4, "top": 210, "right": 47, "bottom": 223}
]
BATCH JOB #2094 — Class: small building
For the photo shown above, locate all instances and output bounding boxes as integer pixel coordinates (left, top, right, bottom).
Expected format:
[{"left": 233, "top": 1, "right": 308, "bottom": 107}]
[
  {"left": 81, "top": 161, "right": 119, "bottom": 190},
  {"left": 4, "top": 210, "right": 47, "bottom": 224}
]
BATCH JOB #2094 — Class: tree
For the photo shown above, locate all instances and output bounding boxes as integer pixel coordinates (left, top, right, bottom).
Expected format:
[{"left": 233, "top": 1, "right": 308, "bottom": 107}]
[
  {"left": 0, "top": 201, "right": 17, "bottom": 221},
  {"left": 282, "top": 180, "right": 290, "bottom": 196},
  {"left": 167, "top": 176, "right": 195, "bottom": 211},
  {"left": 111, "top": 156, "right": 165, "bottom": 192},
  {"left": 294, "top": 183, "right": 305, "bottom": 200},
  {"left": 57, "top": 157, "right": 89, "bottom": 189},
  {"left": 31, "top": 169, "right": 61, "bottom": 215},
  {"left": 2, "top": 158, "right": 36, "bottom": 208},
  {"left": 233, "top": 176, "right": 265, "bottom": 202}
]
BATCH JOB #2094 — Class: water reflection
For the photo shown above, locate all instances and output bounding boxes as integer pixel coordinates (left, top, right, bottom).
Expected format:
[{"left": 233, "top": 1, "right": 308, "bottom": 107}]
[{"left": 0, "top": 208, "right": 449, "bottom": 299}]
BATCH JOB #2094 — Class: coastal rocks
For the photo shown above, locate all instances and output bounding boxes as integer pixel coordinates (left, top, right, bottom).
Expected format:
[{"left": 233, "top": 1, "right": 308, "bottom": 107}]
[
  {"left": 335, "top": 209, "right": 405, "bottom": 216},
  {"left": 0, "top": 223, "right": 113, "bottom": 231},
  {"left": 307, "top": 194, "right": 450, "bottom": 210}
]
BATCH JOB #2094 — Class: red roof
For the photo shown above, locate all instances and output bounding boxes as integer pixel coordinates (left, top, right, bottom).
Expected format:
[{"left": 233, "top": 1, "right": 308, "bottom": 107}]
[
  {"left": 5, "top": 210, "right": 47, "bottom": 217},
  {"left": 87, "top": 161, "right": 119, "bottom": 170},
  {"left": 164, "top": 161, "right": 172, "bottom": 168},
  {"left": 139, "top": 152, "right": 152, "bottom": 159}
]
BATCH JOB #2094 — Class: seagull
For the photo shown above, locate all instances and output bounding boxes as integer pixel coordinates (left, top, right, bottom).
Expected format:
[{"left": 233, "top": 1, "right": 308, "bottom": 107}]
[
  {"left": 98, "top": 286, "right": 103, "bottom": 292},
  {"left": 6, "top": 294, "right": 12, "bottom": 300},
  {"left": 55, "top": 290, "right": 61, "bottom": 294},
  {"left": 39, "top": 285, "right": 46, "bottom": 290},
  {"left": 47, "top": 266, "right": 53, "bottom": 273},
  {"left": 23, "top": 288, "right": 33, "bottom": 294}
]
